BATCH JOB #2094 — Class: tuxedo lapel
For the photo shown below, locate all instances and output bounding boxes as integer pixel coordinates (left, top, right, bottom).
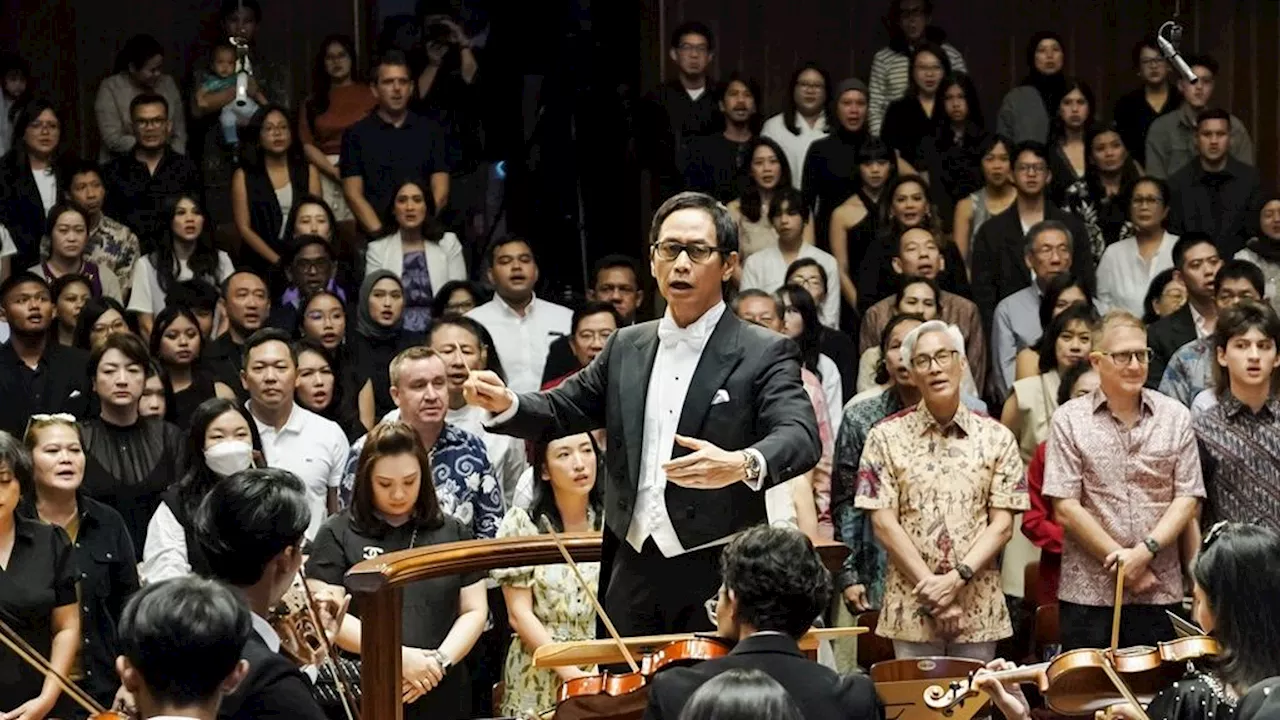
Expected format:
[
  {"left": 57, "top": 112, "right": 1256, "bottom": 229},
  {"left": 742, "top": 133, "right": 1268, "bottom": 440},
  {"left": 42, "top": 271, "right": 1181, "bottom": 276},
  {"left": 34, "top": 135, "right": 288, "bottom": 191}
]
[
  {"left": 674, "top": 311, "right": 744, "bottom": 447},
  {"left": 622, "top": 323, "right": 660, "bottom": 484}
]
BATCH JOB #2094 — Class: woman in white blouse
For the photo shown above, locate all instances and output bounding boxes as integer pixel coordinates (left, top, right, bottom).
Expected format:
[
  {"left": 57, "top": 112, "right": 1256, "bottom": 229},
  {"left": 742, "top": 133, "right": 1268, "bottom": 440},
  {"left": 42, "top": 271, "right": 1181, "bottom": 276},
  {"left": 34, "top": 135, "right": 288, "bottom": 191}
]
[
  {"left": 127, "top": 194, "right": 235, "bottom": 339},
  {"left": 1094, "top": 176, "right": 1177, "bottom": 316},
  {"left": 364, "top": 178, "right": 466, "bottom": 333},
  {"left": 760, "top": 64, "right": 831, "bottom": 191}
]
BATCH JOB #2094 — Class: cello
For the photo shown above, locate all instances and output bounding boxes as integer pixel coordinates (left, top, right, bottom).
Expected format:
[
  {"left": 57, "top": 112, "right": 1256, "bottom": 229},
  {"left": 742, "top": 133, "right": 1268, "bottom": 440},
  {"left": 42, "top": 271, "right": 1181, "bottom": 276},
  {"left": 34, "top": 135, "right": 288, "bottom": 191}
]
[{"left": 0, "top": 614, "right": 129, "bottom": 720}]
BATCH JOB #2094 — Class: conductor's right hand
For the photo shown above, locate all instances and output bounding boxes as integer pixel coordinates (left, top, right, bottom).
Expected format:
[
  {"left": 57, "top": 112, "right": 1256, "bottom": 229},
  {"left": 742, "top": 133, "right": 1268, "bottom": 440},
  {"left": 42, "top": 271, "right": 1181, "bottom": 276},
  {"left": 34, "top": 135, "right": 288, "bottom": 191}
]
[{"left": 463, "top": 370, "right": 513, "bottom": 414}]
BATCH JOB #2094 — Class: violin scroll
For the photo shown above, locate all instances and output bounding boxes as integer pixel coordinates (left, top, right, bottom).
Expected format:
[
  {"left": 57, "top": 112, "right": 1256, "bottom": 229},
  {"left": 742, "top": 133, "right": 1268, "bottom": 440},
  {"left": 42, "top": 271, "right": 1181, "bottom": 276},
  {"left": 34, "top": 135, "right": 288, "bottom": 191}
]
[{"left": 922, "top": 677, "right": 978, "bottom": 713}]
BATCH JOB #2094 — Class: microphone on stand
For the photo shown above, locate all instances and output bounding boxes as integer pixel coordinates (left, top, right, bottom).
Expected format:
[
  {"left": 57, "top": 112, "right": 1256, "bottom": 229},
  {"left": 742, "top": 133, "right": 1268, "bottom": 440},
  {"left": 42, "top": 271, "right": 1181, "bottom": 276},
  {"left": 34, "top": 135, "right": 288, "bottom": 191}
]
[{"left": 1157, "top": 20, "right": 1198, "bottom": 85}]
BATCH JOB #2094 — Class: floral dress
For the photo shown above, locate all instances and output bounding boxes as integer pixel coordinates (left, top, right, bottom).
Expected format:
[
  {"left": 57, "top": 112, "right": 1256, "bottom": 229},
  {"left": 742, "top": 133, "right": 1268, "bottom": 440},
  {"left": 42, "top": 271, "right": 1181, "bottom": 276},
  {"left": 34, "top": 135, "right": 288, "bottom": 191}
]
[{"left": 491, "top": 507, "right": 599, "bottom": 717}]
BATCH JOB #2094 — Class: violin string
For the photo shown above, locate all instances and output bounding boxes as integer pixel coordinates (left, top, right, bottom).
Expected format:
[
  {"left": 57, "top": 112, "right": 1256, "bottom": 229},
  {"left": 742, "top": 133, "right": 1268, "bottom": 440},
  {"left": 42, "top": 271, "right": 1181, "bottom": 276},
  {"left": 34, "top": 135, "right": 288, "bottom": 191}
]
[{"left": 0, "top": 616, "right": 105, "bottom": 714}]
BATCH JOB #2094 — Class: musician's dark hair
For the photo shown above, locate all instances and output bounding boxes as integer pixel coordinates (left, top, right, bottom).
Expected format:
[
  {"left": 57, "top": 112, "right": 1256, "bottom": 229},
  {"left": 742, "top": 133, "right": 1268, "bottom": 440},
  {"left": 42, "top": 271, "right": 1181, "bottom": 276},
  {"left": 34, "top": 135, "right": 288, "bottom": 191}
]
[
  {"left": 678, "top": 668, "right": 804, "bottom": 720},
  {"left": 117, "top": 576, "right": 252, "bottom": 705},
  {"left": 1193, "top": 523, "right": 1280, "bottom": 688},
  {"left": 194, "top": 467, "right": 310, "bottom": 587},
  {"left": 720, "top": 525, "right": 831, "bottom": 639}
]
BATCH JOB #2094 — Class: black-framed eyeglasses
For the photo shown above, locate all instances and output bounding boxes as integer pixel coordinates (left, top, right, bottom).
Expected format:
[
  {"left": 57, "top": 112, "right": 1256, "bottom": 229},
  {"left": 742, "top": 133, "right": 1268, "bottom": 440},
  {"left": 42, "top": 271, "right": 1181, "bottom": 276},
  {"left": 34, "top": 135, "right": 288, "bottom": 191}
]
[
  {"left": 910, "top": 349, "right": 958, "bottom": 371},
  {"left": 651, "top": 240, "right": 727, "bottom": 264},
  {"left": 1092, "top": 348, "right": 1152, "bottom": 367}
]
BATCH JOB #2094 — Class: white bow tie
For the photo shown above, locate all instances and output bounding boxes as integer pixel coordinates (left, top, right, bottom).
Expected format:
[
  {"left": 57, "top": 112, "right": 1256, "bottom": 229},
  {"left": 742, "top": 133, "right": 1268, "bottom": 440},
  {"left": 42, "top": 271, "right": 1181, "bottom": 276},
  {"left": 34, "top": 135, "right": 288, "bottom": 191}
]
[{"left": 657, "top": 316, "right": 710, "bottom": 350}]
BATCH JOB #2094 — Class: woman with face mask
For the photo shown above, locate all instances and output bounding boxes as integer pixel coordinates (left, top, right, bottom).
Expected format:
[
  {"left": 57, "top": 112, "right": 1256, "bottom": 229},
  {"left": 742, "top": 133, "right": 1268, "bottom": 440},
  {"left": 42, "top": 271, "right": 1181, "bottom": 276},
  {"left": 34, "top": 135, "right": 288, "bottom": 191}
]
[{"left": 140, "top": 397, "right": 264, "bottom": 584}]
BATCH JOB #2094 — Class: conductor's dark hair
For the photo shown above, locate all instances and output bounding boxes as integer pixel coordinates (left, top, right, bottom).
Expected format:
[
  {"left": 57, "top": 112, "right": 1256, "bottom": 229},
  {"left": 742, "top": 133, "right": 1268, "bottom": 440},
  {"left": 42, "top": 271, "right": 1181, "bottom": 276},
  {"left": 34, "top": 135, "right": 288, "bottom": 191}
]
[
  {"left": 649, "top": 192, "right": 740, "bottom": 255},
  {"left": 117, "top": 576, "right": 252, "bottom": 705},
  {"left": 194, "top": 468, "right": 310, "bottom": 587},
  {"left": 1193, "top": 523, "right": 1280, "bottom": 688},
  {"left": 677, "top": 668, "right": 804, "bottom": 720},
  {"left": 720, "top": 525, "right": 831, "bottom": 639}
]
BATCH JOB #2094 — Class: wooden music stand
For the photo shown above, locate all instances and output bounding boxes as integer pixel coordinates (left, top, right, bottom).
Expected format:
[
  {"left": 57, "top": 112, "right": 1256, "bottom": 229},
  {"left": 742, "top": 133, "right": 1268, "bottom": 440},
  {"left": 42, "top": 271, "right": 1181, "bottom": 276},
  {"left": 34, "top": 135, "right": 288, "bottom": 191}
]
[{"left": 345, "top": 533, "right": 851, "bottom": 720}]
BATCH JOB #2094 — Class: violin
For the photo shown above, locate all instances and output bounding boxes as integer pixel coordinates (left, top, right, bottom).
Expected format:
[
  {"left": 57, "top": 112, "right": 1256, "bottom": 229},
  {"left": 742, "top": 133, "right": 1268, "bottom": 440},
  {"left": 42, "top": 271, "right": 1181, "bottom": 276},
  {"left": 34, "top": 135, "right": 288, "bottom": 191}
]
[
  {"left": 269, "top": 571, "right": 362, "bottom": 720},
  {"left": 923, "top": 636, "right": 1222, "bottom": 716},
  {"left": 0, "top": 614, "right": 130, "bottom": 720}
]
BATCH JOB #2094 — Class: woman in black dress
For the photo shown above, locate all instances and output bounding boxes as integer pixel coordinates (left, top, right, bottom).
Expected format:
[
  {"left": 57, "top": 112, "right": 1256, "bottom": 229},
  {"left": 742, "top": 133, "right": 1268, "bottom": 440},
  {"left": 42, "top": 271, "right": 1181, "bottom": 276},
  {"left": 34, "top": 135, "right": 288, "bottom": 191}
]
[
  {"left": 150, "top": 304, "right": 235, "bottom": 429},
  {"left": 881, "top": 43, "right": 952, "bottom": 172},
  {"left": 916, "top": 72, "right": 987, "bottom": 230},
  {"left": 353, "top": 271, "right": 421, "bottom": 418},
  {"left": 310, "top": 421, "right": 488, "bottom": 720},
  {"left": 298, "top": 290, "right": 373, "bottom": 430},
  {"left": 0, "top": 431, "right": 78, "bottom": 720}
]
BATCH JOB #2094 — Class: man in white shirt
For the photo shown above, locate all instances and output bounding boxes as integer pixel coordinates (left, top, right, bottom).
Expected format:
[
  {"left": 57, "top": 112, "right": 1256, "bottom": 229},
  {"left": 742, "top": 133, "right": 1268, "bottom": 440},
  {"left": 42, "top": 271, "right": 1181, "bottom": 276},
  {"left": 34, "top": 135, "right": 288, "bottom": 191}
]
[
  {"left": 241, "top": 329, "right": 348, "bottom": 540},
  {"left": 466, "top": 191, "right": 820, "bottom": 636},
  {"left": 466, "top": 236, "right": 572, "bottom": 393},
  {"left": 739, "top": 186, "right": 841, "bottom": 327}
]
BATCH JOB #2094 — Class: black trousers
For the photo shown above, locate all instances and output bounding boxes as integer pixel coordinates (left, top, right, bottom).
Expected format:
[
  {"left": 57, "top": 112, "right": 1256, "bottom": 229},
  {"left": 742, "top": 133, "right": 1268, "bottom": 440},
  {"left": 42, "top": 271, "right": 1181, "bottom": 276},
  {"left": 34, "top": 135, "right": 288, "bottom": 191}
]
[
  {"left": 599, "top": 529, "right": 722, "bottom": 639},
  {"left": 1059, "top": 601, "right": 1181, "bottom": 651}
]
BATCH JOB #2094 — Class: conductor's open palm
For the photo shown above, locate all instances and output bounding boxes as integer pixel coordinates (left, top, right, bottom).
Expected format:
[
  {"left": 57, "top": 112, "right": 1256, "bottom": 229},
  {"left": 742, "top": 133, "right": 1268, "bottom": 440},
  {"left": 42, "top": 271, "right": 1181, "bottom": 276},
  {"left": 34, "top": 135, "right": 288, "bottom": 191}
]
[{"left": 663, "top": 435, "right": 747, "bottom": 489}]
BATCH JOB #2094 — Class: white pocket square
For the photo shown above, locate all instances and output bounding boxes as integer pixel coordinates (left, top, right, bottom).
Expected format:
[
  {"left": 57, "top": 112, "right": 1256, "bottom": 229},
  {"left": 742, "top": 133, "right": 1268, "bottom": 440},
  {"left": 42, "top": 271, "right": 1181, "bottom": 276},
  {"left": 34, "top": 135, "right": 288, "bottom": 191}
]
[
  {"left": 712, "top": 389, "right": 730, "bottom": 405},
  {"left": 69, "top": 390, "right": 81, "bottom": 398}
]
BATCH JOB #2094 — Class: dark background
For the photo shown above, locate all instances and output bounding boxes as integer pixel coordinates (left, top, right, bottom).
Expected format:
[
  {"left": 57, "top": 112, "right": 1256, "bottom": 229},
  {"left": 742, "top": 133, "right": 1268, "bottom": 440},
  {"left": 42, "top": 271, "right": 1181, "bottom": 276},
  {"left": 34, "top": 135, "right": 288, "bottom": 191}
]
[{"left": 2, "top": 0, "right": 1274, "bottom": 294}]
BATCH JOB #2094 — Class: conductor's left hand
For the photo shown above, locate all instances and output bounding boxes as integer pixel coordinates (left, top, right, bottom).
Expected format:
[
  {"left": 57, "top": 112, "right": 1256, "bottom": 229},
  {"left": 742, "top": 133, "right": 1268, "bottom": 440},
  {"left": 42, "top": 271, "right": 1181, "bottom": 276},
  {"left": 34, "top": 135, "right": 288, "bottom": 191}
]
[{"left": 663, "top": 435, "right": 749, "bottom": 489}]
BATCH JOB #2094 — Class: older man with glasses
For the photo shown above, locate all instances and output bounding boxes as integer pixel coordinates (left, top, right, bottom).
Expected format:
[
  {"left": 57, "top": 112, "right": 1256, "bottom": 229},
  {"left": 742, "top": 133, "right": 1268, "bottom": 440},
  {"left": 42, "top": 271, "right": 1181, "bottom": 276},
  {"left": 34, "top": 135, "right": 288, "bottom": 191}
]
[
  {"left": 855, "top": 319, "right": 1027, "bottom": 661},
  {"left": 1044, "top": 310, "right": 1204, "bottom": 651}
]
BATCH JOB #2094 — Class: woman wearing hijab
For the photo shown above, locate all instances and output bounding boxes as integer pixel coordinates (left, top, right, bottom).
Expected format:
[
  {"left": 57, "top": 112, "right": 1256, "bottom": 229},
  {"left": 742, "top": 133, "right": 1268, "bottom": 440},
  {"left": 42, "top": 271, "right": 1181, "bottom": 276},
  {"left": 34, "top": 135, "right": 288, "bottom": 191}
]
[
  {"left": 352, "top": 270, "right": 422, "bottom": 418},
  {"left": 996, "top": 31, "right": 1067, "bottom": 145}
]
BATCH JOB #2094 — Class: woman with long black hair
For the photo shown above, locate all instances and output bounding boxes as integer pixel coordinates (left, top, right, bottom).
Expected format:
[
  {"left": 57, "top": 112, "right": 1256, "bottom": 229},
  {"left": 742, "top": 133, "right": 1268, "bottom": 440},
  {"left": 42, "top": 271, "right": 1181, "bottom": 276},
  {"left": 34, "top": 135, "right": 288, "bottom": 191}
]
[
  {"left": 727, "top": 137, "right": 814, "bottom": 260},
  {"left": 1045, "top": 78, "right": 1096, "bottom": 205},
  {"left": 149, "top": 304, "right": 235, "bottom": 429},
  {"left": 0, "top": 98, "right": 67, "bottom": 272},
  {"left": 777, "top": 284, "right": 842, "bottom": 434},
  {"left": 916, "top": 72, "right": 987, "bottom": 227},
  {"left": 299, "top": 35, "right": 374, "bottom": 222},
  {"left": 761, "top": 63, "right": 832, "bottom": 192},
  {"left": 996, "top": 31, "right": 1067, "bottom": 145},
  {"left": 881, "top": 43, "right": 952, "bottom": 172},
  {"left": 1062, "top": 122, "right": 1145, "bottom": 263}
]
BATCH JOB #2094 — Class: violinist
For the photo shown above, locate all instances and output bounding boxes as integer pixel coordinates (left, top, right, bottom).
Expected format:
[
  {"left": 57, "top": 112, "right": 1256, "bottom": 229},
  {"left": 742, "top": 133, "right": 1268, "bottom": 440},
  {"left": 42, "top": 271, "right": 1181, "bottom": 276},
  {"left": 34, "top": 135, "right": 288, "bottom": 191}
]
[
  {"left": 115, "top": 576, "right": 252, "bottom": 720},
  {"left": 190, "top": 467, "right": 328, "bottom": 720},
  {"left": 643, "top": 525, "right": 880, "bottom": 720},
  {"left": 975, "top": 522, "right": 1280, "bottom": 720}
]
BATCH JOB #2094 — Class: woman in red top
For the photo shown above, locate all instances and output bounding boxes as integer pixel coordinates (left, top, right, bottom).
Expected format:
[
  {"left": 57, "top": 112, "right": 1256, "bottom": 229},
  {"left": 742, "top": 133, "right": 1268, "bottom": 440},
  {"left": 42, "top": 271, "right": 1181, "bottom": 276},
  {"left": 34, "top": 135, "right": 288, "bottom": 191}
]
[
  {"left": 1022, "top": 361, "right": 1099, "bottom": 606},
  {"left": 299, "top": 35, "right": 377, "bottom": 222}
]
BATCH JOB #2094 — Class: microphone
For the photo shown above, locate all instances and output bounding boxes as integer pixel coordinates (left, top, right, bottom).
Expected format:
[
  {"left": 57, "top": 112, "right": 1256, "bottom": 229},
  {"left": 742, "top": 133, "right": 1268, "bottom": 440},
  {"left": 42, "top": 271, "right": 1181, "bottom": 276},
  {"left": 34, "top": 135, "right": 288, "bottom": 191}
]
[{"left": 1158, "top": 20, "right": 1198, "bottom": 85}]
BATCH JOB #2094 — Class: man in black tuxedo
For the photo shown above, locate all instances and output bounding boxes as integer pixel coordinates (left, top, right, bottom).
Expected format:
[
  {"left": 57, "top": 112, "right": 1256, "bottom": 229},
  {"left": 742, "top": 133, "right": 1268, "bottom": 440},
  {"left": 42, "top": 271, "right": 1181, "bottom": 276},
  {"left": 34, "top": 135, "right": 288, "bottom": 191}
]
[
  {"left": 465, "top": 191, "right": 820, "bottom": 636},
  {"left": 643, "top": 525, "right": 882, "bottom": 720},
  {"left": 192, "top": 468, "right": 328, "bottom": 720},
  {"left": 0, "top": 272, "right": 89, "bottom": 437}
]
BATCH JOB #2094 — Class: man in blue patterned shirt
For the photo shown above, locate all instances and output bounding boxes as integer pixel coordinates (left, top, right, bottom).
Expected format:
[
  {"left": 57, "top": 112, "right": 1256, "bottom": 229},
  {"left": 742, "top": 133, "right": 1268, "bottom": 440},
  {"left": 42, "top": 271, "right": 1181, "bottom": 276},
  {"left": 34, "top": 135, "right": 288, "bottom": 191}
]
[{"left": 343, "top": 345, "right": 503, "bottom": 539}]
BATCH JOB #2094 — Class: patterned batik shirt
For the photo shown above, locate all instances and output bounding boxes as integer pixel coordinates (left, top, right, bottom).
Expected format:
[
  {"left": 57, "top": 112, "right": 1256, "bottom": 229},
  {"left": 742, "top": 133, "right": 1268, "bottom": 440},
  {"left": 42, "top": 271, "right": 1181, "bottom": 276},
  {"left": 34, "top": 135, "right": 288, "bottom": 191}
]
[
  {"left": 86, "top": 215, "right": 141, "bottom": 296},
  {"left": 855, "top": 402, "right": 1027, "bottom": 643},
  {"left": 1159, "top": 338, "right": 1215, "bottom": 408},
  {"left": 1193, "top": 393, "right": 1280, "bottom": 528}
]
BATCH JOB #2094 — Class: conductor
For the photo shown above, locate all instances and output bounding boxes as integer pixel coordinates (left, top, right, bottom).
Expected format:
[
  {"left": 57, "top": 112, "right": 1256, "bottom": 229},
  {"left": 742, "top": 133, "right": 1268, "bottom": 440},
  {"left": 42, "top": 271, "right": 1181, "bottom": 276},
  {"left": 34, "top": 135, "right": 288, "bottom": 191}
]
[{"left": 464, "top": 192, "right": 820, "bottom": 636}]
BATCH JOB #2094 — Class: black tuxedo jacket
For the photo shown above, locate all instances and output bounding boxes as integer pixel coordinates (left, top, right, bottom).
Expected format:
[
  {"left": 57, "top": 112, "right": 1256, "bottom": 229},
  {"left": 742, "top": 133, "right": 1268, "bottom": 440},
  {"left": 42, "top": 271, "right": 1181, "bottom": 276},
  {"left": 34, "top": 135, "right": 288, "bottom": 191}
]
[
  {"left": 492, "top": 309, "right": 820, "bottom": 549},
  {"left": 1146, "top": 303, "right": 1197, "bottom": 389},
  {"left": 643, "top": 633, "right": 883, "bottom": 720},
  {"left": 218, "top": 632, "right": 328, "bottom": 720}
]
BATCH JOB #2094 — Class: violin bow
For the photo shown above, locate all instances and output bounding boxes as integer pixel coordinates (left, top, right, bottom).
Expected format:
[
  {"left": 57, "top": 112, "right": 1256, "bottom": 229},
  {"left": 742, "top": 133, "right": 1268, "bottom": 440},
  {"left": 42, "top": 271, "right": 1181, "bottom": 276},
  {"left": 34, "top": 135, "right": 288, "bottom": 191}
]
[
  {"left": 1098, "top": 657, "right": 1154, "bottom": 720},
  {"left": 1110, "top": 559, "right": 1125, "bottom": 654},
  {"left": 298, "top": 570, "right": 361, "bottom": 720},
  {"left": 537, "top": 515, "right": 640, "bottom": 673},
  {"left": 0, "top": 614, "right": 106, "bottom": 716}
]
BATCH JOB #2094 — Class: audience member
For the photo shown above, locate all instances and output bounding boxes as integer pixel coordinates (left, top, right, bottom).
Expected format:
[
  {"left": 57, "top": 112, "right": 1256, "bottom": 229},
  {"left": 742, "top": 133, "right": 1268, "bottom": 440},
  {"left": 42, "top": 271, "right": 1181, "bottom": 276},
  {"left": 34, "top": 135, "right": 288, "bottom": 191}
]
[
  {"left": 1238, "top": 197, "right": 1280, "bottom": 314},
  {"left": 787, "top": 259, "right": 857, "bottom": 398},
  {"left": 365, "top": 178, "right": 467, "bottom": 331},
  {"left": 1095, "top": 176, "right": 1177, "bottom": 315},
  {"left": 20, "top": 413, "right": 139, "bottom": 710},
  {"left": 300, "top": 35, "right": 377, "bottom": 222},
  {"left": 1044, "top": 310, "right": 1203, "bottom": 650},
  {"left": 971, "top": 141, "right": 1092, "bottom": 333},
  {"left": 1021, "top": 361, "right": 1099, "bottom": 606},
  {"left": 0, "top": 99, "right": 67, "bottom": 271},
  {"left": 828, "top": 137, "right": 896, "bottom": 313},
  {"left": 151, "top": 305, "right": 235, "bottom": 430},
  {"left": 916, "top": 72, "right": 986, "bottom": 225},
  {"left": 466, "top": 236, "right": 572, "bottom": 394},
  {"left": 1012, "top": 271, "right": 1094, "bottom": 381},
  {"left": 168, "top": 279, "right": 219, "bottom": 339},
  {"left": 73, "top": 295, "right": 129, "bottom": 351},
  {"left": 1062, "top": 122, "right": 1143, "bottom": 261},
  {"left": 231, "top": 105, "right": 320, "bottom": 272},
  {"left": 542, "top": 301, "right": 619, "bottom": 388},
  {"left": 34, "top": 203, "right": 123, "bottom": 301},
  {"left": 95, "top": 34, "right": 187, "bottom": 161},
  {"left": 644, "top": 21, "right": 722, "bottom": 199},
  {"left": 857, "top": 319, "right": 1026, "bottom": 659},
  {"left": 741, "top": 187, "right": 839, "bottom": 326},
  {"left": 62, "top": 159, "right": 141, "bottom": 296},
  {"left": 1046, "top": 78, "right": 1094, "bottom": 203},
  {"left": 588, "top": 254, "right": 644, "bottom": 325},
  {"left": 1147, "top": 232, "right": 1222, "bottom": 387},
  {"left": 681, "top": 74, "right": 758, "bottom": 203},
  {"left": 728, "top": 137, "right": 797, "bottom": 259},
  {"left": 868, "top": 0, "right": 967, "bottom": 138},
  {"left": 294, "top": 338, "right": 365, "bottom": 441},
  {"left": 1194, "top": 301, "right": 1280, "bottom": 527},
  {"left": 204, "top": 270, "right": 269, "bottom": 398},
  {"left": 1167, "top": 108, "right": 1262, "bottom": 258},
  {"left": 241, "top": 328, "right": 348, "bottom": 540},
  {"left": 102, "top": 94, "right": 202, "bottom": 251},
  {"left": 0, "top": 272, "right": 90, "bottom": 437},
  {"left": 1145, "top": 54, "right": 1254, "bottom": 179},
  {"left": 881, "top": 43, "right": 951, "bottom": 171},
  {"left": 856, "top": 275, "right": 972, "bottom": 398},
  {"left": 353, "top": 271, "right": 420, "bottom": 417},
  {"left": 270, "top": 232, "right": 343, "bottom": 331},
  {"left": 341, "top": 50, "right": 450, "bottom": 237},
  {"left": 79, "top": 332, "right": 185, "bottom": 548},
  {"left": 776, "top": 285, "right": 842, "bottom": 435},
  {"left": 761, "top": 63, "right": 831, "bottom": 192},
  {"left": 1142, "top": 268, "right": 1188, "bottom": 326},
  {"left": 952, "top": 134, "right": 1016, "bottom": 265},
  {"left": 51, "top": 274, "right": 90, "bottom": 348},
  {"left": 139, "top": 360, "right": 167, "bottom": 420},
  {"left": 801, "top": 78, "right": 870, "bottom": 241},
  {"left": 997, "top": 31, "right": 1066, "bottom": 145},
  {"left": 1159, "top": 259, "right": 1264, "bottom": 406},
  {"left": 859, "top": 174, "right": 969, "bottom": 305},
  {"left": 432, "top": 279, "right": 481, "bottom": 316},
  {"left": 1113, "top": 36, "right": 1180, "bottom": 167},
  {"left": 0, "top": 52, "right": 29, "bottom": 157}
]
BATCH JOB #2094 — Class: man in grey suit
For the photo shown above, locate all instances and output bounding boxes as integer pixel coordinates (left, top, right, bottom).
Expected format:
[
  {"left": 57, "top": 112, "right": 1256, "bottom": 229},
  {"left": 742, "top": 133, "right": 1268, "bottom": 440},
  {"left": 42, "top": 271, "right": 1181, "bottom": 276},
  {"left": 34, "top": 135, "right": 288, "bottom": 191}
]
[{"left": 464, "top": 192, "right": 820, "bottom": 635}]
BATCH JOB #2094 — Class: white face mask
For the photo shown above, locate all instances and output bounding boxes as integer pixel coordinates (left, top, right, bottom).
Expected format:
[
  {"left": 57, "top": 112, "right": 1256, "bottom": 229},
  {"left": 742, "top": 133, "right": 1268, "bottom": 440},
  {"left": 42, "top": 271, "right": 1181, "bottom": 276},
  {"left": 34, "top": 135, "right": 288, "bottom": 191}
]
[{"left": 204, "top": 440, "right": 254, "bottom": 477}]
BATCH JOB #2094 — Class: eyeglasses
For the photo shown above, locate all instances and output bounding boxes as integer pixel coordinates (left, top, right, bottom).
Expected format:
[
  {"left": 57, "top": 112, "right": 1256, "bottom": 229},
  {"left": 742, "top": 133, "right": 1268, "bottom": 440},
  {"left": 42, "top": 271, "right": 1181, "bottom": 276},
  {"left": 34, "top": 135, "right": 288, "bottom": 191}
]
[
  {"left": 1032, "top": 244, "right": 1071, "bottom": 259},
  {"left": 677, "top": 43, "right": 710, "bottom": 55},
  {"left": 651, "top": 240, "right": 726, "bottom": 264},
  {"left": 24, "top": 413, "right": 78, "bottom": 437},
  {"left": 293, "top": 257, "right": 333, "bottom": 272},
  {"left": 910, "top": 349, "right": 958, "bottom": 371},
  {"left": 1015, "top": 163, "right": 1048, "bottom": 175},
  {"left": 27, "top": 121, "right": 59, "bottom": 132},
  {"left": 1131, "top": 194, "right": 1164, "bottom": 207},
  {"left": 134, "top": 118, "right": 167, "bottom": 129},
  {"left": 790, "top": 275, "right": 825, "bottom": 290},
  {"left": 445, "top": 301, "right": 475, "bottom": 314},
  {"left": 1092, "top": 348, "right": 1152, "bottom": 366}
]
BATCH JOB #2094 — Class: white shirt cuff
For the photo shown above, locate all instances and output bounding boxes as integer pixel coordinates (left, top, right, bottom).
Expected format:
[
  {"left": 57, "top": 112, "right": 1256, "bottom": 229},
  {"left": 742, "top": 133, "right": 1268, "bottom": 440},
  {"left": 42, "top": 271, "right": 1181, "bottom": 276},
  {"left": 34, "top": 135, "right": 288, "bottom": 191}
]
[
  {"left": 485, "top": 390, "right": 520, "bottom": 427},
  {"left": 742, "top": 448, "right": 767, "bottom": 491}
]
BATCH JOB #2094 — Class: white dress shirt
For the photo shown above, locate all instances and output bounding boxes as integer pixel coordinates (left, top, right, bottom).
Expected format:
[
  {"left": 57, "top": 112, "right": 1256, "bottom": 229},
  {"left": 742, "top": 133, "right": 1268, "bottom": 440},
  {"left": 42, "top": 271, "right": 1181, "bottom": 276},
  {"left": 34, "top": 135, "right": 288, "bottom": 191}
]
[
  {"left": 760, "top": 112, "right": 829, "bottom": 190},
  {"left": 251, "top": 611, "right": 281, "bottom": 652},
  {"left": 467, "top": 295, "right": 573, "bottom": 393},
  {"left": 251, "top": 403, "right": 350, "bottom": 540},
  {"left": 739, "top": 243, "right": 842, "bottom": 328},
  {"left": 1095, "top": 231, "right": 1178, "bottom": 315}
]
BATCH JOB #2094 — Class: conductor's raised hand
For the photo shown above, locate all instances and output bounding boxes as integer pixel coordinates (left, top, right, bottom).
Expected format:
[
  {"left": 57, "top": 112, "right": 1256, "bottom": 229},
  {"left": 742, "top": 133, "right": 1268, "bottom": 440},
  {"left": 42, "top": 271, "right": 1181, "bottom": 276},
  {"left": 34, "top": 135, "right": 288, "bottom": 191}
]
[
  {"left": 462, "top": 370, "right": 513, "bottom": 414},
  {"left": 663, "top": 435, "right": 749, "bottom": 489}
]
